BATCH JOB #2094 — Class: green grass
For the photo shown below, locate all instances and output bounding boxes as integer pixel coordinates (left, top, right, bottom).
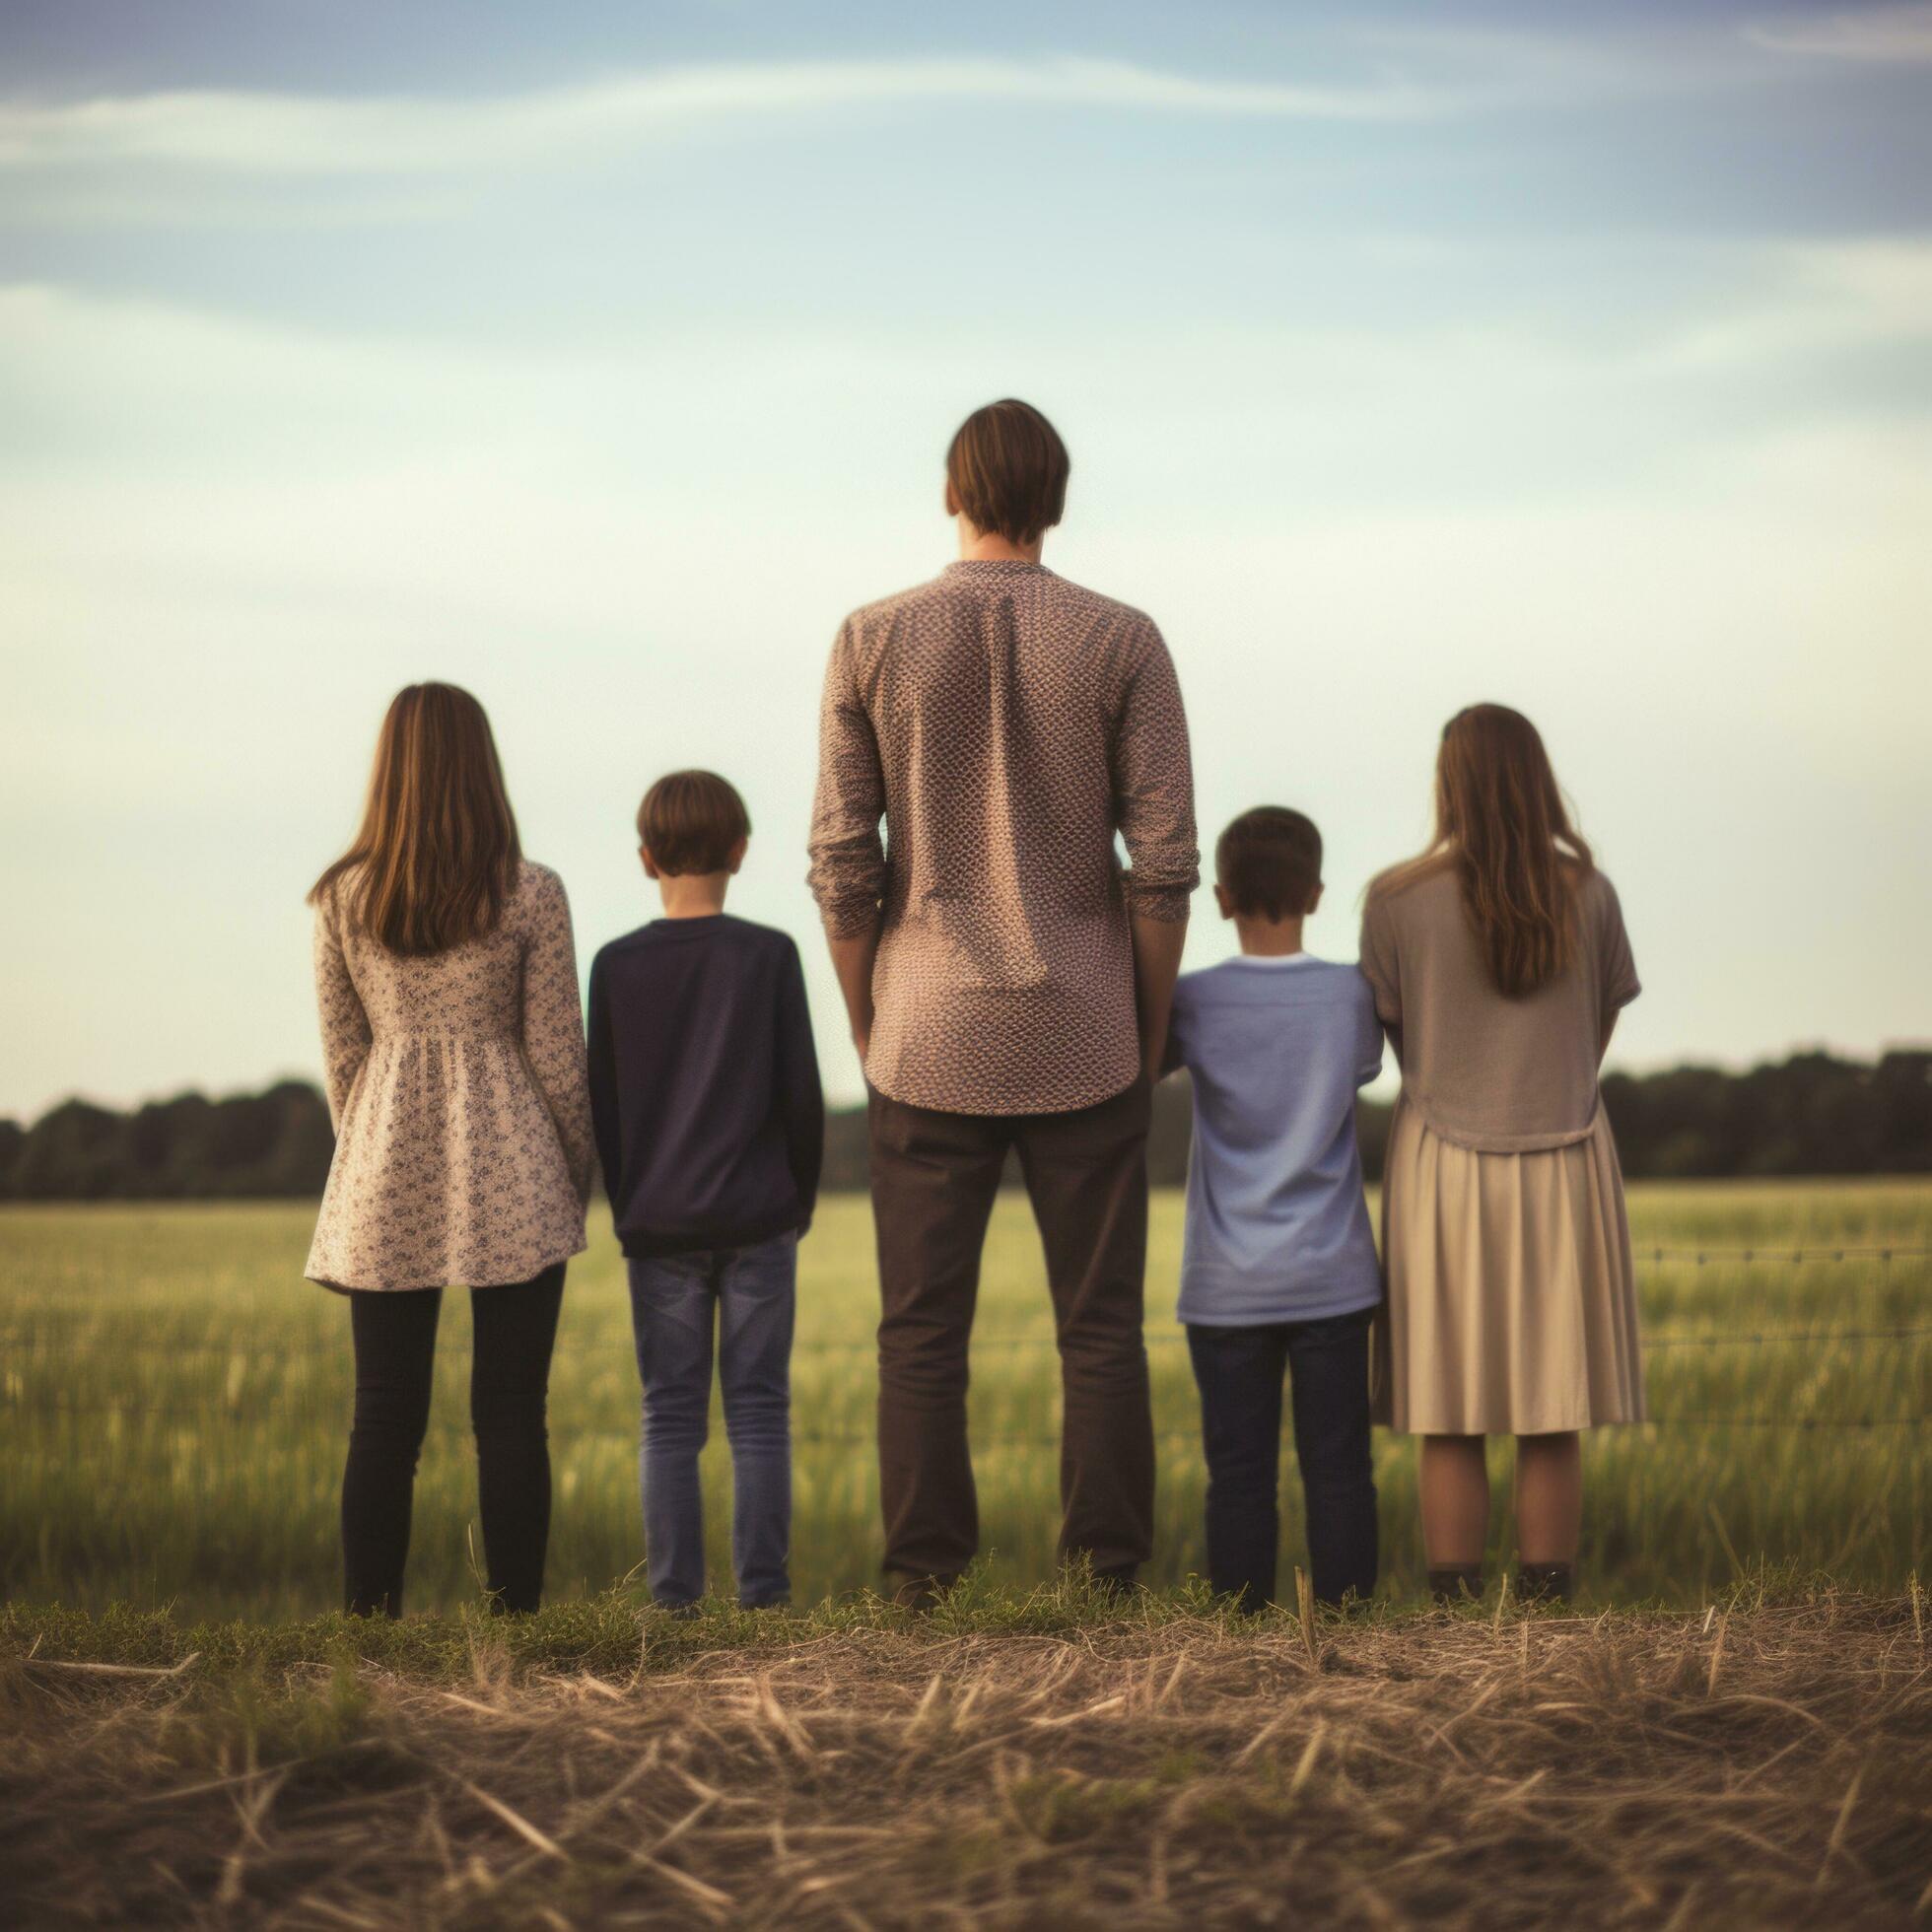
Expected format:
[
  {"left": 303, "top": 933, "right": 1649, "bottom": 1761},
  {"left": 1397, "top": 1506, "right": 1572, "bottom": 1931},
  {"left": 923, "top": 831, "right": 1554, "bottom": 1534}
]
[
  {"left": 1, "top": 1184, "right": 1927, "bottom": 1616},
  {"left": 0, "top": 1571, "right": 1240, "bottom": 1680},
  {"left": 0, "top": 1565, "right": 1891, "bottom": 1681}
]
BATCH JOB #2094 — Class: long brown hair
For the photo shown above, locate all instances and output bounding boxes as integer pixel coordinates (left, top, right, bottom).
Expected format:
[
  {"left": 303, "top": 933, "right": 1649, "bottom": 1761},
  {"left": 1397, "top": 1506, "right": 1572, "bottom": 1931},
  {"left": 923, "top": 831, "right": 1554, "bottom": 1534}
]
[
  {"left": 1371, "top": 704, "right": 1593, "bottom": 999},
  {"left": 310, "top": 683, "right": 521, "bottom": 955}
]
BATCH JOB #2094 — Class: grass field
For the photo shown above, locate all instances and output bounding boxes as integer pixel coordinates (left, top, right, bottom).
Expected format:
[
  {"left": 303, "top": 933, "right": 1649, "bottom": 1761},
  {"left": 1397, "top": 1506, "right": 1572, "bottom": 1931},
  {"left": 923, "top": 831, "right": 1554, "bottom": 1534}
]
[{"left": 1, "top": 1182, "right": 1927, "bottom": 1616}]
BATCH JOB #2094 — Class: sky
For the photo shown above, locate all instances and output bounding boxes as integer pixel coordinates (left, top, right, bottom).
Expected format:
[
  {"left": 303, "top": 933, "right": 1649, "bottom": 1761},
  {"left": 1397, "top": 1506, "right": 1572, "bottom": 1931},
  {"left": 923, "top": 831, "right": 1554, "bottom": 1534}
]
[{"left": 1, "top": 0, "right": 1928, "bottom": 1121}]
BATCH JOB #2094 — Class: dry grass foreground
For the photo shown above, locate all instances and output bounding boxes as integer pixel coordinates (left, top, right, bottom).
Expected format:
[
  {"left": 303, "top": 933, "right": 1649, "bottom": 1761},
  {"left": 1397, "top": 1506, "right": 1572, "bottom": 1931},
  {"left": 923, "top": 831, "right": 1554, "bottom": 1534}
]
[{"left": 4, "top": 1591, "right": 1929, "bottom": 1928}]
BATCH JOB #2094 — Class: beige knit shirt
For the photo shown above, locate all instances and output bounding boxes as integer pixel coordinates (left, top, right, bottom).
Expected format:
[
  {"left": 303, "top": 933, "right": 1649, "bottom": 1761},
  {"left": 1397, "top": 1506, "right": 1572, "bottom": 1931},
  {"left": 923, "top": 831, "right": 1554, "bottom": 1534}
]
[
  {"left": 807, "top": 560, "right": 1198, "bottom": 1117},
  {"left": 1358, "top": 862, "right": 1640, "bottom": 1153}
]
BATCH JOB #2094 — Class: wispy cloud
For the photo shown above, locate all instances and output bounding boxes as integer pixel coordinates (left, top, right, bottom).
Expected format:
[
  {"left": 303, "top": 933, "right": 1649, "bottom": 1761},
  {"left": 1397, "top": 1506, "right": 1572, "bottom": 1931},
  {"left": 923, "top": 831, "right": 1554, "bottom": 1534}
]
[
  {"left": 0, "top": 56, "right": 1447, "bottom": 178},
  {"left": 1744, "top": 4, "right": 1932, "bottom": 63},
  {"left": 1655, "top": 238, "right": 1932, "bottom": 365}
]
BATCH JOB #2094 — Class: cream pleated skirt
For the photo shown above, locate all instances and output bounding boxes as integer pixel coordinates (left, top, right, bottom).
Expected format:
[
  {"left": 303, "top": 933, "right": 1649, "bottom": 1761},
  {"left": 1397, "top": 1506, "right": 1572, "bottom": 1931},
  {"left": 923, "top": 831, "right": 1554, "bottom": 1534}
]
[{"left": 1372, "top": 1099, "right": 1645, "bottom": 1434}]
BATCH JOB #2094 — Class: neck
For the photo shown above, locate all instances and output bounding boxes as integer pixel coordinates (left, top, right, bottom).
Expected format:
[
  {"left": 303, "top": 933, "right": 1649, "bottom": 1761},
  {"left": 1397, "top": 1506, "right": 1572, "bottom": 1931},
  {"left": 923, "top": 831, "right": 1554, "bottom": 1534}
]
[
  {"left": 1235, "top": 916, "right": 1305, "bottom": 958},
  {"left": 957, "top": 525, "right": 1044, "bottom": 565},
  {"left": 657, "top": 874, "right": 729, "bottom": 919}
]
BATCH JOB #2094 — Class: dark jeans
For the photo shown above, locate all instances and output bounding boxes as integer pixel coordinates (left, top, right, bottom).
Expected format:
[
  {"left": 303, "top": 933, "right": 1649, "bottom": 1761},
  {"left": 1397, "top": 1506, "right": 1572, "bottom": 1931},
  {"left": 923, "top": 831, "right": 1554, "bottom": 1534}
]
[
  {"left": 1186, "top": 1309, "right": 1378, "bottom": 1609},
  {"left": 342, "top": 1264, "right": 565, "bottom": 1617},
  {"left": 628, "top": 1233, "right": 796, "bottom": 1609},
  {"left": 868, "top": 1078, "right": 1154, "bottom": 1584}
]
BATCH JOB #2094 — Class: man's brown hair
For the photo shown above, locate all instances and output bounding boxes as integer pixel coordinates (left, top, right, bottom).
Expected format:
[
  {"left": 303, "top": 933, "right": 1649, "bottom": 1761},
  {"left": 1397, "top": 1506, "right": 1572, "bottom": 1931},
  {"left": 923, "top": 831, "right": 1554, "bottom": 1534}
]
[
  {"left": 945, "top": 398, "right": 1070, "bottom": 545},
  {"left": 638, "top": 770, "right": 751, "bottom": 875},
  {"left": 1216, "top": 807, "right": 1323, "bottom": 921}
]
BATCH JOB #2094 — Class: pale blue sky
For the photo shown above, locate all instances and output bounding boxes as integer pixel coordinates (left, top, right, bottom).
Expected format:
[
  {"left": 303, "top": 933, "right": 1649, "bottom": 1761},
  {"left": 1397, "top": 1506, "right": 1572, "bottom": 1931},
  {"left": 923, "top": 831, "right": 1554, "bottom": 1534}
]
[{"left": 1, "top": 2, "right": 1927, "bottom": 1118}]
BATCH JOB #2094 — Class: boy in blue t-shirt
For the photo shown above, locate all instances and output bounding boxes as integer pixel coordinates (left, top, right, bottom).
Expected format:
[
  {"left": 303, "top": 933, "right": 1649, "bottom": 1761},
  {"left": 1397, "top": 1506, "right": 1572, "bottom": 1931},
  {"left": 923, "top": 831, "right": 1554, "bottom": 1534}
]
[{"left": 1162, "top": 806, "right": 1384, "bottom": 1608}]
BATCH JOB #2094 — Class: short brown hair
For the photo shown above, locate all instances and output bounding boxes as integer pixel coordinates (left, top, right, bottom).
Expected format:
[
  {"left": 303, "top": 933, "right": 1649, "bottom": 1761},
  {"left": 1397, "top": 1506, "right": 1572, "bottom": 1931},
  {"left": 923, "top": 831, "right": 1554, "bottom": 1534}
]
[
  {"left": 945, "top": 398, "right": 1070, "bottom": 545},
  {"left": 637, "top": 770, "right": 750, "bottom": 875},
  {"left": 1216, "top": 807, "right": 1323, "bottom": 921}
]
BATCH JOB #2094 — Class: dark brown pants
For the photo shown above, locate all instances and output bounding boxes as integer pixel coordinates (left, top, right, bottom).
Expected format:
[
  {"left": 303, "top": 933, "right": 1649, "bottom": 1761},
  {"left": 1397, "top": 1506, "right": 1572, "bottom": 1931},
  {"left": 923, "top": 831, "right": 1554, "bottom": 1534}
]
[{"left": 867, "top": 1078, "right": 1155, "bottom": 1584}]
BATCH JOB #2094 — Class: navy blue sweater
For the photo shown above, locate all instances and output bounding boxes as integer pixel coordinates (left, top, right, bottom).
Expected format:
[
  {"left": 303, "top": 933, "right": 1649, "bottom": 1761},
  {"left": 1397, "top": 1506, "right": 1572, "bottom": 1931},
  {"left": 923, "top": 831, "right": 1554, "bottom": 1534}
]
[{"left": 586, "top": 915, "right": 823, "bottom": 1259}]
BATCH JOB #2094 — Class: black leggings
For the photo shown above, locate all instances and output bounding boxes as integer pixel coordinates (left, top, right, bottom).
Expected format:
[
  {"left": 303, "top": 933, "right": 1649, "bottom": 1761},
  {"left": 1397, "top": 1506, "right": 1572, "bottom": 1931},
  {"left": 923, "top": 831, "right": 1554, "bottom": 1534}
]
[{"left": 342, "top": 1265, "right": 566, "bottom": 1617}]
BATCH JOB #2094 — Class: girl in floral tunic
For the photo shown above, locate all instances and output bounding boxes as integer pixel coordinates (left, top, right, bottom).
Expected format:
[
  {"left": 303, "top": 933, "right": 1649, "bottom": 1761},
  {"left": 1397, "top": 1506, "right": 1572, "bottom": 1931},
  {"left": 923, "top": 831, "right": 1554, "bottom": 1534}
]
[{"left": 308, "top": 682, "right": 592, "bottom": 1615}]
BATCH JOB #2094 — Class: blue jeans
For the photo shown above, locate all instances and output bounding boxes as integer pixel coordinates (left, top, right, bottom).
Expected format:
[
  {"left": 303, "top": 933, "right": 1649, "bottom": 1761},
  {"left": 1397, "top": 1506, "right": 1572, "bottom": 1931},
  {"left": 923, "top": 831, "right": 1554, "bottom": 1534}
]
[
  {"left": 627, "top": 1233, "right": 795, "bottom": 1608},
  {"left": 1186, "top": 1308, "right": 1378, "bottom": 1609}
]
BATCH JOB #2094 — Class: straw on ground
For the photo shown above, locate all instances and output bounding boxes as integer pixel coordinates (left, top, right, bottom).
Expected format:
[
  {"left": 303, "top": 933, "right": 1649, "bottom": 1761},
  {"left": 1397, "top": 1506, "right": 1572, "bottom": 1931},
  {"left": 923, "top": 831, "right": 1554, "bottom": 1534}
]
[{"left": 3, "top": 1586, "right": 1927, "bottom": 1927}]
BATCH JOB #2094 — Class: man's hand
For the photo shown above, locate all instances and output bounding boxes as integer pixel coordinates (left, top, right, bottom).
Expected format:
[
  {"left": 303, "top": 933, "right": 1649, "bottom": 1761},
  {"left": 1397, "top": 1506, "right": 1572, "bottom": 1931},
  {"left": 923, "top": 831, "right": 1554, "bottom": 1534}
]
[
  {"left": 1130, "top": 912, "right": 1188, "bottom": 1086},
  {"left": 826, "top": 926, "right": 881, "bottom": 1074}
]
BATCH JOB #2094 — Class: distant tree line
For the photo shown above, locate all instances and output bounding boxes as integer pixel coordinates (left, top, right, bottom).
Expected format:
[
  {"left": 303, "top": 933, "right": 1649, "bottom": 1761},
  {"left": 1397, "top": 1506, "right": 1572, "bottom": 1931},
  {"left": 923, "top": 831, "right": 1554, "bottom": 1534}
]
[
  {"left": 0, "top": 1052, "right": 1925, "bottom": 1203},
  {"left": 0, "top": 1082, "right": 337, "bottom": 1203}
]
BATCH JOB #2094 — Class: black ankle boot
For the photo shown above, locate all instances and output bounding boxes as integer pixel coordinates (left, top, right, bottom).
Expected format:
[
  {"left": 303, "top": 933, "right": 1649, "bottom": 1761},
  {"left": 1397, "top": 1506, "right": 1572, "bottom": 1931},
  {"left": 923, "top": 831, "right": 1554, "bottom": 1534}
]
[
  {"left": 1428, "top": 1564, "right": 1484, "bottom": 1604},
  {"left": 888, "top": 1571, "right": 961, "bottom": 1612},
  {"left": 1516, "top": 1561, "right": 1574, "bottom": 1605}
]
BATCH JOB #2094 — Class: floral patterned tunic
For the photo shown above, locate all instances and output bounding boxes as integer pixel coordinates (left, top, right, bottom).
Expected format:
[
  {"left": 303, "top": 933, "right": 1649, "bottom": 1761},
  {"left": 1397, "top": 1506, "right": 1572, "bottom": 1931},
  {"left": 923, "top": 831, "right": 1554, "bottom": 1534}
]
[{"left": 307, "top": 860, "right": 595, "bottom": 1292}]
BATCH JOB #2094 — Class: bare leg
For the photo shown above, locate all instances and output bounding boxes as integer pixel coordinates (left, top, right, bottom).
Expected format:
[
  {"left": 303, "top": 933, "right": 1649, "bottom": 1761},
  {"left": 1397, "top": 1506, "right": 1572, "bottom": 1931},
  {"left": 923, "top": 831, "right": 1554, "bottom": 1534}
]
[
  {"left": 1418, "top": 1434, "right": 1489, "bottom": 1566},
  {"left": 1513, "top": 1431, "right": 1582, "bottom": 1564}
]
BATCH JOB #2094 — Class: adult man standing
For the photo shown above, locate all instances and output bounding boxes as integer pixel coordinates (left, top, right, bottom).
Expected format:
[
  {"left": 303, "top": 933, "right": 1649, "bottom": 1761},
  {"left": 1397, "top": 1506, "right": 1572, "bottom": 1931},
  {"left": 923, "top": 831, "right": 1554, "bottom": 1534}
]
[{"left": 808, "top": 398, "right": 1198, "bottom": 1604}]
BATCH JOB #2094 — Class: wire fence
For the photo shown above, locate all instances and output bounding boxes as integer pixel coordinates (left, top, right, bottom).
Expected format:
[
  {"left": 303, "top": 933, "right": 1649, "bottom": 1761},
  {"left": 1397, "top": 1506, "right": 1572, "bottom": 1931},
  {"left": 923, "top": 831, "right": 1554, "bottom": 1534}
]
[
  {"left": 4, "top": 1243, "right": 1928, "bottom": 1433},
  {"left": 1639, "top": 1324, "right": 1932, "bottom": 1352},
  {"left": 6, "top": 1399, "right": 1928, "bottom": 1432},
  {"left": 6, "top": 1320, "right": 1928, "bottom": 1363},
  {"left": 1636, "top": 1245, "right": 1925, "bottom": 1264},
  {"left": 3, "top": 1404, "right": 1926, "bottom": 1437},
  {"left": 786, "top": 1321, "right": 1932, "bottom": 1358}
]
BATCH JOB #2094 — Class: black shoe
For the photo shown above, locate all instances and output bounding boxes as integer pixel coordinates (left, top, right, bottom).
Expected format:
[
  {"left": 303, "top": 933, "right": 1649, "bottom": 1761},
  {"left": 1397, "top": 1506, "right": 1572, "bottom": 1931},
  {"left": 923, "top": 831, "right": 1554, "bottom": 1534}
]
[
  {"left": 1091, "top": 1564, "right": 1139, "bottom": 1604},
  {"left": 888, "top": 1572, "right": 960, "bottom": 1612},
  {"left": 1516, "top": 1561, "right": 1575, "bottom": 1606},
  {"left": 1428, "top": 1564, "right": 1485, "bottom": 1605}
]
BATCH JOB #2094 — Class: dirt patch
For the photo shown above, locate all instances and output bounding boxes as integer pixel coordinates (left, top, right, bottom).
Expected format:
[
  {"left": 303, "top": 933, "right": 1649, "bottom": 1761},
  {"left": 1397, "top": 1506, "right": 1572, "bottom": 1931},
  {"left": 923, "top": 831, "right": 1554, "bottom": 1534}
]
[{"left": 3, "top": 1594, "right": 1928, "bottom": 1927}]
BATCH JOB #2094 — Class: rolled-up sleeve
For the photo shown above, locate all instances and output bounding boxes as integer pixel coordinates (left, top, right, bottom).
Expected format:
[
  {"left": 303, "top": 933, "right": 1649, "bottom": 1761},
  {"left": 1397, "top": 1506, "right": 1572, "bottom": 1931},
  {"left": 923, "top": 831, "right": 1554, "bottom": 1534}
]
[
  {"left": 805, "top": 623, "right": 889, "bottom": 937},
  {"left": 1112, "top": 625, "right": 1198, "bottom": 922}
]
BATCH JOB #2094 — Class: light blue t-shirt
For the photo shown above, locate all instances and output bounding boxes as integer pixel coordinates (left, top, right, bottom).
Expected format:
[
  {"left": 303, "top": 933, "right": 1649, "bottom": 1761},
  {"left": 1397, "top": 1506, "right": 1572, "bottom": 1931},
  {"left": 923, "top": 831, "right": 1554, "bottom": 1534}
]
[{"left": 1165, "top": 953, "right": 1385, "bottom": 1326}]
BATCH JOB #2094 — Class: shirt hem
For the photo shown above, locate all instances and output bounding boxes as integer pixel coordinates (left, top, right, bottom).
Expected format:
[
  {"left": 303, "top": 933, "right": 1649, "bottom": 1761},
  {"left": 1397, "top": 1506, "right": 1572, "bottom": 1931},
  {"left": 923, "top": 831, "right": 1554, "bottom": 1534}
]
[
  {"left": 865, "top": 1062, "right": 1142, "bottom": 1119},
  {"left": 306, "top": 1233, "right": 586, "bottom": 1295},
  {"left": 1178, "top": 1286, "right": 1383, "bottom": 1327},
  {"left": 1179, "top": 1293, "right": 1382, "bottom": 1330},
  {"left": 617, "top": 1208, "right": 808, "bottom": 1261}
]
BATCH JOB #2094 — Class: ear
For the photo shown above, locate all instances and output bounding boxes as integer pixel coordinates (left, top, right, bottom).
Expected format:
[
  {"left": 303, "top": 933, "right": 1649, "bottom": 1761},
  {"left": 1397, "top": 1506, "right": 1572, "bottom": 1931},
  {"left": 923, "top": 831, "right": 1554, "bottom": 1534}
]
[
  {"left": 1213, "top": 883, "right": 1234, "bottom": 921},
  {"left": 725, "top": 836, "right": 749, "bottom": 876},
  {"left": 640, "top": 845, "right": 661, "bottom": 881},
  {"left": 1307, "top": 881, "right": 1325, "bottom": 915},
  {"left": 943, "top": 477, "right": 960, "bottom": 519}
]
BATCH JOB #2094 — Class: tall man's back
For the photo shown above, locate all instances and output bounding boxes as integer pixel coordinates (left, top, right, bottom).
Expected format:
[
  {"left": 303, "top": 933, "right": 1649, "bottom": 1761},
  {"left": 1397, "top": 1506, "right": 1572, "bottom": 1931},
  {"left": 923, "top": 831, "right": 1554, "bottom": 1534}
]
[{"left": 808, "top": 398, "right": 1198, "bottom": 1602}]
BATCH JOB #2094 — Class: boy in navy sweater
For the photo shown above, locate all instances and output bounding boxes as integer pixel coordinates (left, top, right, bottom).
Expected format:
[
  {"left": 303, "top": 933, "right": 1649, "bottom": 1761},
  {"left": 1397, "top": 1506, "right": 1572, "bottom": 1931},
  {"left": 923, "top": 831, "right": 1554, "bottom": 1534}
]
[{"left": 587, "top": 770, "right": 823, "bottom": 1610}]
